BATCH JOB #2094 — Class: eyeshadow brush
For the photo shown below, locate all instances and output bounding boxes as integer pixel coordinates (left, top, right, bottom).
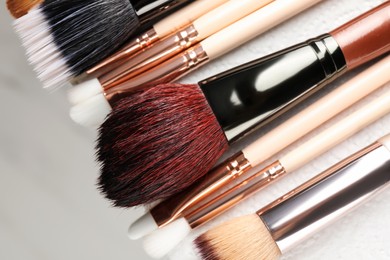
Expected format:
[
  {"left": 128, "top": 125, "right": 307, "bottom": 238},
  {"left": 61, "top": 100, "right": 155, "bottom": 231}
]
[
  {"left": 127, "top": 54, "right": 390, "bottom": 242},
  {"left": 95, "top": 3, "right": 390, "bottom": 206}
]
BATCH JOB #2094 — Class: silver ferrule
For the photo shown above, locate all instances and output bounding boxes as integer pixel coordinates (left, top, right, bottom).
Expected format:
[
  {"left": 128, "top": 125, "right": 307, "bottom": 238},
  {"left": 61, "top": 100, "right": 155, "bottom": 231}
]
[{"left": 258, "top": 142, "right": 390, "bottom": 253}]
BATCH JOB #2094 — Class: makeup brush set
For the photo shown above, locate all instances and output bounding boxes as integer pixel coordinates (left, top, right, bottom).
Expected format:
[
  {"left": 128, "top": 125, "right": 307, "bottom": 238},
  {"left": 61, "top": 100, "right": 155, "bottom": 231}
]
[{"left": 8, "top": 0, "right": 390, "bottom": 259}]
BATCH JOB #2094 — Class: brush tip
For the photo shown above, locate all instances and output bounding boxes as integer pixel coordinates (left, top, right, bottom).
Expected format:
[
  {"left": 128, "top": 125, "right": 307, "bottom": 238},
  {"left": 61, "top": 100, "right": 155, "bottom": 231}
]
[
  {"left": 6, "top": 0, "right": 41, "bottom": 18},
  {"left": 69, "top": 94, "right": 111, "bottom": 127},
  {"left": 128, "top": 212, "right": 158, "bottom": 240},
  {"left": 195, "top": 214, "right": 281, "bottom": 260},
  {"left": 143, "top": 217, "right": 191, "bottom": 258},
  {"left": 68, "top": 78, "right": 102, "bottom": 105}
]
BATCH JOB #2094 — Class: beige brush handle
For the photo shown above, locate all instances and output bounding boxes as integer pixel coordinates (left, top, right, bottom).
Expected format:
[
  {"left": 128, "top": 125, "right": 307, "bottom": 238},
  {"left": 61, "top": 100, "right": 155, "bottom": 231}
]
[
  {"left": 153, "top": 0, "right": 229, "bottom": 37},
  {"left": 243, "top": 55, "right": 390, "bottom": 165},
  {"left": 202, "top": 0, "right": 322, "bottom": 59},
  {"left": 193, "top": 0, "right": 274, "bottom": 39},
  {"left": 282, "top": 79, "right": 390, "bottom": 171}
]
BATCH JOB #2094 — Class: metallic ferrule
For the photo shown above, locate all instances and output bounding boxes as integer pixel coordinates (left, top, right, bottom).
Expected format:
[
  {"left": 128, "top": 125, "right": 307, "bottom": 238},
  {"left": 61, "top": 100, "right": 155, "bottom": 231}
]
[
  {"left": 258, "top": 142, "right": 390, "bottom": 253},
  {"left": 87, "top": 28, "right": 159, "bottom": 77},
  {"left": 186, "top": 161, "right": 286, "bottom": 228},
  {"left": 150, "top": 152, "right": 251, "bottom": 227},
  {"left": 105, "top": 43, "right": 209, "bottom": 104},
  {"left": 100, "top": 25, "right": 200, "bottom": 89}
]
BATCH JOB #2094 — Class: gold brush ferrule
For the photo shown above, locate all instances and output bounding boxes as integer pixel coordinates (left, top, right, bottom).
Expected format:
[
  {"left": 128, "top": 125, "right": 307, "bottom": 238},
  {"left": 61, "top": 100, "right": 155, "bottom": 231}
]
[
  {"left": 186, "top": 161, "right": 286, "bottom": 229},
  {"left": 258, "top": 142, "right": 390, "bottom": 254},
  {"left": 99, "top": 25, "right": 200, "bottom": 89},
  {"left": 86, "top": 28, "right": 159, "bottom": 77},
  {"left": 105, "top": 43, "right": 209, "bottom": 104},
  {"left": 150, "top": 152, "right": 252, "bottom": 228}
]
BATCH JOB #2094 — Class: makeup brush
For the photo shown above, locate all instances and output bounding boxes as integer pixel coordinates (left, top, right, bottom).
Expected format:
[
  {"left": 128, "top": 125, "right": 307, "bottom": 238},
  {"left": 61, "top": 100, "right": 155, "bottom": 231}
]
[
  {"left": 6, "top": 0, "right": 42, "bottom": 18},
  {"left": 13, "top": 0, "right": 194, "bottom": 89},
  {"left": 142, "top": 68, "right": 390, "bottom": 258},
  {"left": 96, "top": 3, "right": 390, "bottom": 207},
  {"left": 68, "top": 0, "right": 229, "bottom": 104},
  {"left": 132, "top": 55, "right": 390, "bottom": 257},
  {"left": 195, "top": 133, "right": 390, "bottom": 260},
  {"left": 71, "top": 0, "right": 275, "bottom": 102},
  {"left": 69, "top": 0, "right": 323, "bottom": 125}
]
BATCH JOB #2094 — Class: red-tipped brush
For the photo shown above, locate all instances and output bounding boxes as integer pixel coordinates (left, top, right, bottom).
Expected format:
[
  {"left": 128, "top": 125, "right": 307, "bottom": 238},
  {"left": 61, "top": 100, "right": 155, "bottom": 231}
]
[{"left": 97, "top": 2, "right": 390, "bottom": 207}]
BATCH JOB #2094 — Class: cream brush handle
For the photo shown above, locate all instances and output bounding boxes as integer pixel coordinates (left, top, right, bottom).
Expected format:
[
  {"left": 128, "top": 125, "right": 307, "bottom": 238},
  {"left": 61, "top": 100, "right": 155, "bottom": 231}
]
[
  {"left": 243, "top": 55, "right": 390, "bottom": 165},
  {"left": 203, "top": 0, "right": 323, "bottom": 59}
]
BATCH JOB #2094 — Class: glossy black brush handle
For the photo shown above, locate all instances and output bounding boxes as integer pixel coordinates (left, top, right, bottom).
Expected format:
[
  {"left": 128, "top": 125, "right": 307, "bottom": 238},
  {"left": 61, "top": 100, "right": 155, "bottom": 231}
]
[
  {"left": 199, "top": 34, "right": 346, "bottom": 142},
  {"left": 135, "top": 0, "right": 194, "bottom": 29}
]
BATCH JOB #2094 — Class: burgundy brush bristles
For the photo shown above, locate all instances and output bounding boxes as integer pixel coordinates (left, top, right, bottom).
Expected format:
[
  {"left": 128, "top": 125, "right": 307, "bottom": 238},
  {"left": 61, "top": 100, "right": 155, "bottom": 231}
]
[{"left": 96, "top": 83, "right": 229, "bottom": 207}]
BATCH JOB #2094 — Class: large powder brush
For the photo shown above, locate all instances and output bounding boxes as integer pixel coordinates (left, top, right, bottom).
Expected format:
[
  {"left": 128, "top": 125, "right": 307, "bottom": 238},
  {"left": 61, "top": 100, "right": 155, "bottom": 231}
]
[{"left": 97, "top": 2, "right": 390, "bottom": 208}]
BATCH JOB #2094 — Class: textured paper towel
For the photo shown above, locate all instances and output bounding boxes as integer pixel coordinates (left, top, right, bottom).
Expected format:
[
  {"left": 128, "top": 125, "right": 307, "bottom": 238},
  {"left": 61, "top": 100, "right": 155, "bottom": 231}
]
[{"left": 168, "top": 0, "right": 390, "bottom": 259}]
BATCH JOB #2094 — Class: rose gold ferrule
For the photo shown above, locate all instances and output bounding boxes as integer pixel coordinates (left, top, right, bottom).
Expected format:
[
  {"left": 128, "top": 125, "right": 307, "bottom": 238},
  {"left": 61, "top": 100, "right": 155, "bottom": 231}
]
[
  {"left": 99, "top": 25, "right": 200, "bottom": 89},
  {"left": 86, "top": 28, "right": 159, "bottom": 77},
  {"left": 186, "top": 161, "right": 286, "bottom": 229},
  {"left": 104, "top": 43, "right": 209, "bottom": 104},
  {"left": 150, "top": 152, "right": 252, "bottom": 228}
]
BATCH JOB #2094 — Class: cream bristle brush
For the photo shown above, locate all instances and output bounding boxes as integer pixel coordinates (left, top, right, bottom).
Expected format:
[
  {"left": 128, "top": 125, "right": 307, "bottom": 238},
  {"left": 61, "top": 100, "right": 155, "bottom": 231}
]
[
  {"left": 127, "top": 55, "right": 390, "bottom": 243},
  {"left": 140, "top": 58, "right": 390, "bottom": 259},
  {"left": 195, "top": 133, "right": 390, "bottom": 260},
  {"left": 13, "top": 0, "right": 194, "bottom": 89},
  {"left": 69, "top": 0, "right": 323, "bottom": 127},
  {"left": 68, "top": 0, "right": 229, "bottom": 104},
  {"left": 70, "top": 0, "right": 275, "bottom": 103},
  {"left": 6, "top": 0, "right": 42, "bottom": 18}
]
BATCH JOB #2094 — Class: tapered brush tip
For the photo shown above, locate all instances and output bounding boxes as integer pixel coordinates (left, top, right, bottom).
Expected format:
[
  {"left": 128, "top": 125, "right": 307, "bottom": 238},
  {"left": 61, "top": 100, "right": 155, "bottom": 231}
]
[
  {"left": 97, "top": 83, "right": 229, "bottom": 207},
  {"left": 143, "top": 218, "right": 191, "bottom": 258},
  {"left": 6, "top": 0, "right": 42, "bottom": 18},
  {"left": 68, "top": 78, "right": 103, "bottom": 105},
  {"left": 195, "top": 214, "right": 281, "bottom": 260},
  {"left": 128, "top": 212, "right": 158, "bottom": 240}
]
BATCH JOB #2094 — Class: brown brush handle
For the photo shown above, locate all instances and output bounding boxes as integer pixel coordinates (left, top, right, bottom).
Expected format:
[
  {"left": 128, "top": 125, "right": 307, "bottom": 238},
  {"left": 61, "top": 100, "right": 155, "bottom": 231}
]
[{"left": 330, "top": 1, "right": 390, "bottom": 70}]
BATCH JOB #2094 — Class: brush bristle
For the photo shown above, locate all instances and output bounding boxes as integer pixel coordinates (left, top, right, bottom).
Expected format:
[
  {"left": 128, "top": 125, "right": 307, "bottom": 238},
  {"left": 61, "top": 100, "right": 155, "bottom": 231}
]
[
  {"left": 14, "top": 0, "right": 138, "bottom": 88},
  {"left": 97, "top": 83, "right": 229, "bottom": 207},
  {"left": 6, "top": 0, "right": 42, "bottom": 18},
  {"left": 195, "top": 214, "right": 281, "bottom": 260},
  {"left": 68, "top": 78, "right": 102, "bottom": 105}
]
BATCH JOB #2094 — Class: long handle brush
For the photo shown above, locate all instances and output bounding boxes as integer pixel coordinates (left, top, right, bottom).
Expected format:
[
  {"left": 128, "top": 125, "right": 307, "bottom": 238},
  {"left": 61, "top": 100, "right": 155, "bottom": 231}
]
[
  {"left": 195, "top": 133, "right": 390, "bottom": 260},
  {"left": 95, "top": 3, "right": 390, "bottom": 207}
]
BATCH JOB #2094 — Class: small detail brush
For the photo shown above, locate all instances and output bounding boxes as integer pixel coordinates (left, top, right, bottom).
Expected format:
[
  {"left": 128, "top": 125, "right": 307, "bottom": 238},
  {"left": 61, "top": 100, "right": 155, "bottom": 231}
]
[
  {"left": 6, "top": 0, "right": 42, "bottom": 18},
  {"left": 96, "top": 3, "right": 390, "bottom": 206},
  {"left": 68, "top": 0, "right": 229, "bottom": 104},
  {"left": 142, "top": 66, "right": 390, "bottom": 258},
  {"left": 195, "top": 133, "right": 390, "bottom": 260},
  {"left": 69, "top": 0, "right": 322, "bottom": 126},
  {"left": 14, "top": 0, "right": 194, "bottom": 89}
]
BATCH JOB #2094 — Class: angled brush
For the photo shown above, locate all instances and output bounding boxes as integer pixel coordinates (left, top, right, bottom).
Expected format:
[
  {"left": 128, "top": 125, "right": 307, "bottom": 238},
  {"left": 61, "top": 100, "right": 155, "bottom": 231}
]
[
  {"left": 13, "top": 0, "right": 194, "bottom": 89},
  {"left": 96, "top": 3, "right": 390, "bottom": 207},
  {"left": 70, "top": 0, "right": 322, "bottom": 126},
  {"left": 195, "top": 133, "right": 390, "bottom": 260},
  {"left": 141, "top": 57, "right": 390, "bottom": 258},
  {"left": 68, "top": 0, "right": 229, "bottom": 104},
  {"left": 69, "top": 0, "right": 275, "bottom": 105},
  {"left": 6, "top": 0, "right": 42, "bottom": 18},
  {"left": 125, "top": 54, "right": 389, "bottom": 248}
]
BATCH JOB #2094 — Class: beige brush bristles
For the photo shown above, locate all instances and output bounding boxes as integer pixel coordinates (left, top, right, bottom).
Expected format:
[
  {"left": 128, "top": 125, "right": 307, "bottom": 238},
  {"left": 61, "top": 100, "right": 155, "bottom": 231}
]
[
  {"left": 6, "top": 0, "right": 42, "bottom": 18},
  {"left": 195, "top": 214, "right": 281, "bottom": 260}
]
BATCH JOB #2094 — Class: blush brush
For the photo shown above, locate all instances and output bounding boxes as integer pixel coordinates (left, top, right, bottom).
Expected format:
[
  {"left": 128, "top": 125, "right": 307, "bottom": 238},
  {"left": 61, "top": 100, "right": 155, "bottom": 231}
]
[
  {"left": 195, "top": 133, "right": 390, "bottom": 260},
  {"left": 125, "top": 55, "right": 390, "bottom": 255},
  {"left": 96, "top": 3, "right": 390, "bottom": 207},
  {"left": 70, "top": 0, "right": 322, "bottom": 126},
  {"left": 13, "top": 0, "right": 194, "bottom": 89}
]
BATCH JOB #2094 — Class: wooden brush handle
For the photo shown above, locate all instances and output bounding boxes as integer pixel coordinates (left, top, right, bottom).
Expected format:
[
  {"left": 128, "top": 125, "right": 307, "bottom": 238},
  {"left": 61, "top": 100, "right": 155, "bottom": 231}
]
[{"left": 330, "top": 1, "right": 390, "bottom": 70}]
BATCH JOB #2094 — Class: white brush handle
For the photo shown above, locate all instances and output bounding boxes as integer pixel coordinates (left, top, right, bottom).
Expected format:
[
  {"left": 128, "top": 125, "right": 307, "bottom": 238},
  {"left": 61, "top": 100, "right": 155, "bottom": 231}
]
[
  {"left": 202, "top": 0, "right": 323, "bottom": 59},
  {"left": 153, "top": 0, "right": 229, "bottom": 37},
  {"left": 193, "top": 0, "right": 274, "bottom": 40},
  {"left": 243, "top": 55, "right": 390, "bottom": 165},
  {"left": 282, "top": 83, "right": 390, "bottom": 172}
]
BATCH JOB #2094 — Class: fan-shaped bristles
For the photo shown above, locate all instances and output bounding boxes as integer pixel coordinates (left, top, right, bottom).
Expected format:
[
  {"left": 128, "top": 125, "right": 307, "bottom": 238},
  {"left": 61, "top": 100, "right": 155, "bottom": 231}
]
[
  {"left": 97, "top": 83, "right": 229, "bottom": 207},
  {"left": 195, "top": 214, "right": 281, "bottom": 260},
  {"left": 6, "top": 0, "right": 42, "bottom": 18},
  {"left": 14, "top": 0, "right": 139, "bottom": 89}
]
